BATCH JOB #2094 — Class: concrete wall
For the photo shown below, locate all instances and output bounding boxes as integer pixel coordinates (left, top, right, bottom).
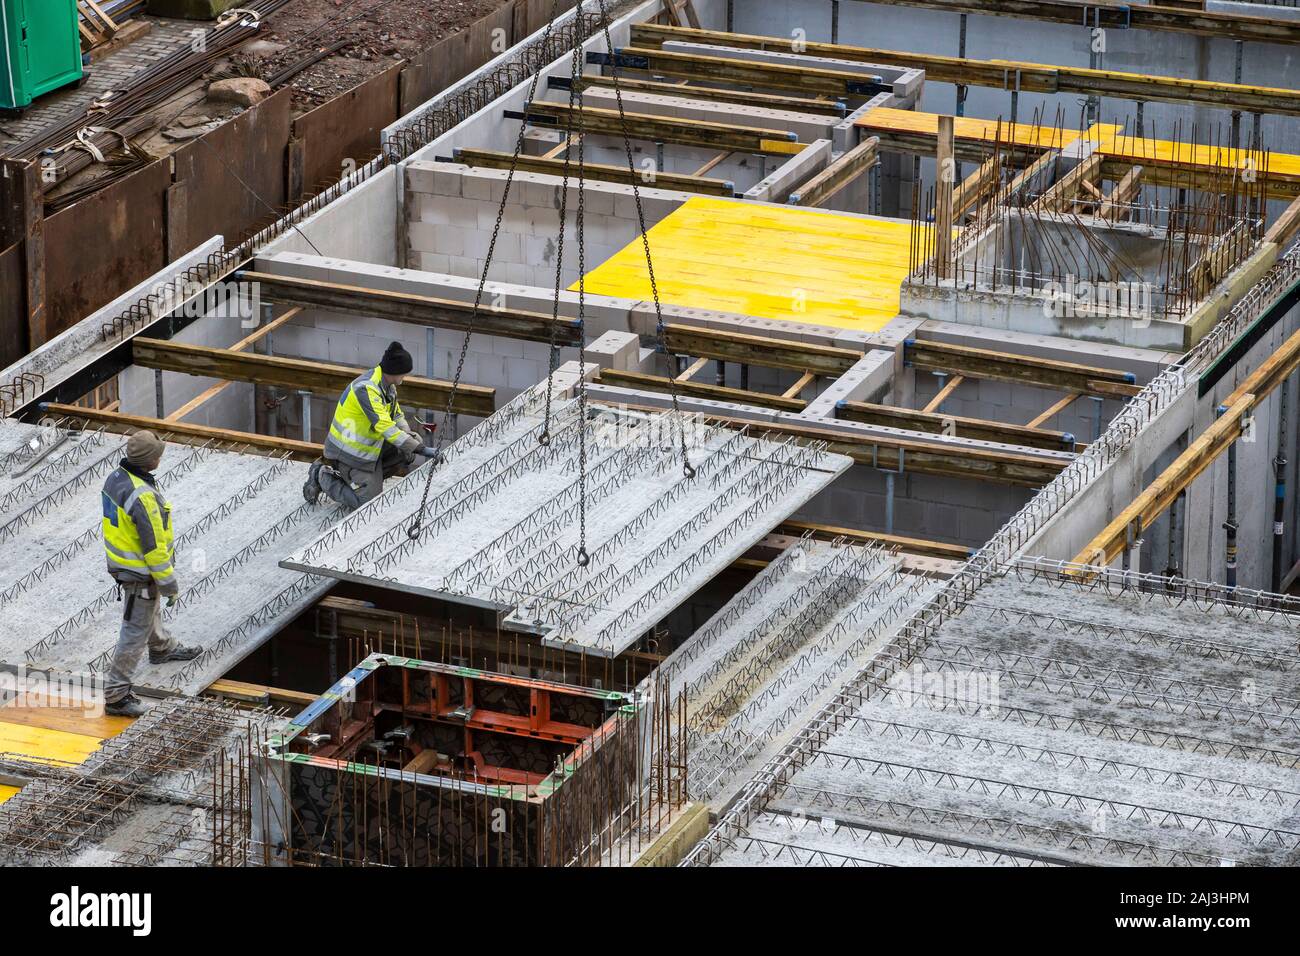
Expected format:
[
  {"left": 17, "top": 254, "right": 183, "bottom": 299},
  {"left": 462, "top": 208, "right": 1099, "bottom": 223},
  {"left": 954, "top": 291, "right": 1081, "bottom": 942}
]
[
  {"left": 262, "top": 165, "right": 400, "bottom": 264},
  {"left": 1025, "top": 296, "right": 1300, "bottom": 591}
]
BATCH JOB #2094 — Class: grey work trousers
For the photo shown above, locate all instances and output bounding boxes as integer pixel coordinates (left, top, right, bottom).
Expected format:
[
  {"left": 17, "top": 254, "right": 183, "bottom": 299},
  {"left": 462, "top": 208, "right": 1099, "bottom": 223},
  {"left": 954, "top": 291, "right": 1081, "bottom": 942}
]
[
  {"left": 321, "top": 442, "right": 417, "bottom": 509},
  {"left": 106, "top": 584, "right": 178, "bottom": 704}
]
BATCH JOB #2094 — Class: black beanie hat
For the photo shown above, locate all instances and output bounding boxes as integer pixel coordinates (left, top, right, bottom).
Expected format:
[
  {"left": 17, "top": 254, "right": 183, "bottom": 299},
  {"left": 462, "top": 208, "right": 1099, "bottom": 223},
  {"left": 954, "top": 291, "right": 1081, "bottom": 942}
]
[{"left": 380, "top": 341, "right": 414, "bottom": 375}]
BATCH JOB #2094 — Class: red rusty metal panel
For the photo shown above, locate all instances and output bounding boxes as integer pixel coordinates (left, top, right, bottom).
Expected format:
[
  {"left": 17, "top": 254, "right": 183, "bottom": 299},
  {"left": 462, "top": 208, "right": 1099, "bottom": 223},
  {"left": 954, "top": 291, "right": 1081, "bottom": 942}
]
[
  {"left": 0, "top": 241, "right": 26, "bottom": 367},
  {"left": 171, "top": 87, "right": 293, "bottom": 253},
  {"left": 293, "top": 63, "right": 401, "bottom": 191},
  {"left": 42, "top": 159, "right": 170, "bottom": 340}
]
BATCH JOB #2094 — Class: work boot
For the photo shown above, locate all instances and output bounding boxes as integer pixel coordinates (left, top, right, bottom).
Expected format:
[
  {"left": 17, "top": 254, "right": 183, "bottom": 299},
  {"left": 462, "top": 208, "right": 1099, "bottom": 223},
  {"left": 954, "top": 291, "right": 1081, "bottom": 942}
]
[
  {"left": 104, "top": 694, "right": 148, "bottom": 718},
  {"left": 303, "top": 460, "right": 323, "bottom": 504},
  {"left": 149, "top": 643, "right": 202, "bottom": 665}
]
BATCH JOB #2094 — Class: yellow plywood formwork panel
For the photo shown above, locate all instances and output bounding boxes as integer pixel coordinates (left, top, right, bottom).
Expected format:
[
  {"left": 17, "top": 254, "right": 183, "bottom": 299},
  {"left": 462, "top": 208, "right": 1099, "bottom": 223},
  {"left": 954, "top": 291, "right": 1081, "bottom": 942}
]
[
  {"left": 1092, "top": 130, "right": 1300, "bottom": 180},
  {"left": 577, "top": 196, "right": 928, "bottom": 332},
  {"left": 0, "top": 719, "right": 115, "bottom": 767},
  {"left": 0, "top": 784, "right": 18, "bottom": 804},
  {"left": 0, "top": 702, "right": 133, "bottom": 740},
  {"left": 855, "top": 106, "right": 1089, "bottom": 151}
]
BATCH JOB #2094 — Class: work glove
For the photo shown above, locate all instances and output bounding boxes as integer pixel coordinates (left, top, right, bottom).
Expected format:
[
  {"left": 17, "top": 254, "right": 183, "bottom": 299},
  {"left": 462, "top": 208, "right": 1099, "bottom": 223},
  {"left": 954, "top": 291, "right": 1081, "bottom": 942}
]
[
  {"left": 420, "top": 446, "right": 444, "bottom": 465},
  {"left": 165, "top": 595, "right": 178, "bottom": 608}
]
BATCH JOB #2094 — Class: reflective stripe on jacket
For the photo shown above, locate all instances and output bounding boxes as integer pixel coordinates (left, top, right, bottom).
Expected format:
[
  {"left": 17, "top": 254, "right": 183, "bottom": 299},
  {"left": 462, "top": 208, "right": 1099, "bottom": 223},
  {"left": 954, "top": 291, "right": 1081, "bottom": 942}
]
[
  {"left": 101, "top": 463, "right": 178, "bottom": 595},
  {"left": 323, "top": 365, "right": 417, "bottom": 469}
]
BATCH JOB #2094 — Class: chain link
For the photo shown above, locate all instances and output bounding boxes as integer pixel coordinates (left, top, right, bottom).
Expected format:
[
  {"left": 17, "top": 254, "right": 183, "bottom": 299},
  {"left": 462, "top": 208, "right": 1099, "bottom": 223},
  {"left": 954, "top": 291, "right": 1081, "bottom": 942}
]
[
  {"left": 573, "top": 11, "right": 591, "bottom": 568},
  {"left": 407, "top": 0, "right": 565, "bottom": 540},
  {"left": 593, "top": 0, "right": 695, "bottom": 479}
]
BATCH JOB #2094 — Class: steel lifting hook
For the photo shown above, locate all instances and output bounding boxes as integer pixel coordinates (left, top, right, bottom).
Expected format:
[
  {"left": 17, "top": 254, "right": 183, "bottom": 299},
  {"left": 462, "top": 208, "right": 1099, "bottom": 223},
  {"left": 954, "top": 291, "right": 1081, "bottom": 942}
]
[{"left": 576, "top": 547, "right": 590, "bottom": 567}]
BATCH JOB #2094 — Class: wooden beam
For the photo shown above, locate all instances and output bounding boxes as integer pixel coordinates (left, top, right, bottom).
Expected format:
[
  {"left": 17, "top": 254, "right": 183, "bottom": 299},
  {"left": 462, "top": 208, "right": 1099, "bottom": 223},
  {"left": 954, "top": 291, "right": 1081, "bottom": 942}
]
[
  {"left": 1071, "top": 394, "right": 1253, "bottom": 568},
  {"left": 588, "top": 397, "right": 1067, "bottom": 486},
  {"left": 603, "top": 46, "right": 890, "bottom": 98},
  {"left": 630, "top": 22, "right": 1300, "bottom": 115},
  {"left": 675, "top": 356, "right": 710, "bottom": 381},
  {"left": 788, "top": 136, "right": 880, "bottom": 207},
  {"left": 236, "top": 271, "right": 582, "bottom": 345},
  {"left": 921, "top": 373, "right": 963, "bottom": 413},
  {"left": 453, "top": 147, "right": 735, "bottom": 197},
  {"left": 569, "top": 74, "right": 846, "bottom": 115},
  {"left": 1025, "top": 392, "right": 1079, "bottom": 430},
  {"left": 782, "top": 371, "right": 816, "bottom": 399},
  {"left": 850, "top": 0, "right": 1300, "bottom": 46},
  {"left": 1073, "top": 323, "right": 1300, "bottom": 569},
  {"left": 514, "top": 101, "right": 804, "bottom": 155},
  {"left": 597, "top": 368, "right": 806, "bottom": 412},
  {"left": 168, "top": 308, "right": 304, "bottom": 422},
  {"left": 777, "top": 519, "right": 972, "bottom": 560},
  {"left": 1098, "top": 165, "right": 1143, "bottom": 222},
  {"left": 934, "top": 116, "right": 955, "bottom": 278},
  {"left": 664, "top": 324, "right": 862, "bottom": 375},
  {"left": 1031, "top": 154, "right": 1103, "bottom": 214},
  {"left": 837, "top": 400, "right": 1079, "bottom": 451},
  {"left": 41, "top": 404, "right": 322, "bottom": 461},
  {"left": 1266, "top": 193, "right": 1300, "bottom": 247},
  {"left": 132, "top": 338, "right": 496, "bottom": 417},
  {"left": 953, "top": 155, "right": 1002, "bottom": 218},
  {"left": 1099, "top": 157, "right": 1300, "bottom": 202},
  {"left": 906, "top": 339, "right": 1140, "bottom": 398}
]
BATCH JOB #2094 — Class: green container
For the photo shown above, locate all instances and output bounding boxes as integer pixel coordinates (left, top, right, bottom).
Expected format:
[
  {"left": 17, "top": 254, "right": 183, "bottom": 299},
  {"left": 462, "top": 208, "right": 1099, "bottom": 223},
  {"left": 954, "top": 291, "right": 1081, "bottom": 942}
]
[{"left": 0, "top": 0, "right": 83, "bottom": 110}]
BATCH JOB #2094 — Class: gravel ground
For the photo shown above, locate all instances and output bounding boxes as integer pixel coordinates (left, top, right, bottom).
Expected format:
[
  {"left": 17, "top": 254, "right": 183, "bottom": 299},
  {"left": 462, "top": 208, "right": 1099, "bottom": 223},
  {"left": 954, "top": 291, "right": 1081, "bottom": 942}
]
[{"left": 257, "top": 0, "right": 509, "bottom": 107}]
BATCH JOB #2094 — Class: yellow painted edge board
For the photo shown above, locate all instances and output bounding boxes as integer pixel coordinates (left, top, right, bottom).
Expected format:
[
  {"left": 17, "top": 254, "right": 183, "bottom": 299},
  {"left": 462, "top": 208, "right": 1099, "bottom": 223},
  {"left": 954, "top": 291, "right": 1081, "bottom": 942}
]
[
  {"left": 0, "top": 783, "right": 18, "bottom": 805},
  {"left": 0, "top": 719, "right": 108, "bottom": 766}
]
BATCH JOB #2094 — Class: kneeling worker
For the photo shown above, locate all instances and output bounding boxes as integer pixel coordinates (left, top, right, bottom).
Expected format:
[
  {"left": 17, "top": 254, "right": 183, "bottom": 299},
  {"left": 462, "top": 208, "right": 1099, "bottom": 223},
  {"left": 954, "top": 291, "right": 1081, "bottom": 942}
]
[
  {"left": 304, "top": 341, "right": 441, "bottom": 509},
  {"left": 102, "top": 430, "right": 201, "bottom": 718}
]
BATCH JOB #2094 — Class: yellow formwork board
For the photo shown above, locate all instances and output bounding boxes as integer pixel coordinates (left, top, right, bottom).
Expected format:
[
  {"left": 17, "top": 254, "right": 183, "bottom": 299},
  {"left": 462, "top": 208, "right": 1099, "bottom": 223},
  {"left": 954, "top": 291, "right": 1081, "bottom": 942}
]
[
  {"left": 855, "top": 106, "right": 1087, "bottom": 151},
  {"left": 0, "top": 719, "right": 110, "bottom": 767},
  {"left": 0, "top": 784, "right": 18, "bottom": 805},
  {"left": 576, "top": 196, "right": 928, "bottom": 332},
  {"left": 1091, "top": 130, "right": 1300, "bottom": 181}
]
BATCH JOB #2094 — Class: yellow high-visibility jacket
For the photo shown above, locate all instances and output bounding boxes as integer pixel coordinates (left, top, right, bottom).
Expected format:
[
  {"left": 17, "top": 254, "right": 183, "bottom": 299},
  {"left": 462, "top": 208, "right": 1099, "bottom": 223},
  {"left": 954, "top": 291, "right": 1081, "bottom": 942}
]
[
  {"left": 101, "top": 463, "right": 178, "bottom": 595},
  {"left": 324, "top": 366, "right": 420, "bottom": 469}
]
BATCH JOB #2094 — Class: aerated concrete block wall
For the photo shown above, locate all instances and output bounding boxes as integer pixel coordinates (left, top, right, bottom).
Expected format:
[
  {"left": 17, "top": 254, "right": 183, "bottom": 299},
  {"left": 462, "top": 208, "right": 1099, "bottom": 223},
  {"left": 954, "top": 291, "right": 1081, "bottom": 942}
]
[{"left": 403, "top": 161, "right": 684, "bottom": 288}]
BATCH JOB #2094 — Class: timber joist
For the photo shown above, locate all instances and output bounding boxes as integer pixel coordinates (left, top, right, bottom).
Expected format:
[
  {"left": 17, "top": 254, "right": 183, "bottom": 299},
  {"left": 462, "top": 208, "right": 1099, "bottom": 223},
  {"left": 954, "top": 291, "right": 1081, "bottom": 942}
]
[
  {"left": 559, "top": 74, "right": 848, "bottom": 116},
  {"left": 836, "top": 400, "right": 1080, "bottom": 452},
  {"left": 131, "top": 338, "right": 497, "bottom": 418},
  {"left": 1098, "top": 158, "right": 1300, "bottom": 202},
  {"left": 905, "top": 339, "right": 1140, "bottom": 398},
  {"left": 40, "top": 404, "right": 322, "bottom": 461},
  {"left": 851, "top": 0, "right": 1300, "bottom": 46},
  {"left": 630, "top": 23, "right": 1300, "bottom": 116},
  {"left": 1073, "top": 325, "right": 1300, "bottom": 569},
  {"left": 662, "top": 324, "right": 863, "bottom": 376},
  {"left": 789, "top": 136, "right": 880, "bottom": 207},
  {"left": 710, "top": 415, "right": 1067, "bottom": 487},
  {"left": 511, "top": 101, "right": 804, "bottom": 155},
  {"left": 452, "top": 147, "right": 736, "bottom": 196},
  {"left": 237, "top": 271, "right": 582, "bottom": 345},
  {"left": 592, "top": 46, "right": 891, "bottom": 98},
  {"left": 596, "top": 369, "right": 807, "bottom": 412},
  {"left": 588, "top": 398, "right": 1067, "bottom": 486}
]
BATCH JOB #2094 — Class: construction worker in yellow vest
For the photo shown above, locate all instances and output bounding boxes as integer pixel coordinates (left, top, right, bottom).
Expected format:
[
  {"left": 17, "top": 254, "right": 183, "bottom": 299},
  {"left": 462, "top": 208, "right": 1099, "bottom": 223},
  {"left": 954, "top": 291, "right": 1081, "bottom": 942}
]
[
  {"left": 101, "top": 431, "right": 200, "bottom": 717},
  {"left": 303, "top": 341, "right": 441, "bottom": 510}
]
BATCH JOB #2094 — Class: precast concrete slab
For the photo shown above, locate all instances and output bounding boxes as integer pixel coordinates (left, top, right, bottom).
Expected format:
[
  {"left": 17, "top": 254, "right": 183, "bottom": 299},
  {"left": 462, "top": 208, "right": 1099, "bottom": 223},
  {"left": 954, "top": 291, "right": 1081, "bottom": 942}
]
[{"left": 282, "top": 383, "right": 853, "bottom": 657}]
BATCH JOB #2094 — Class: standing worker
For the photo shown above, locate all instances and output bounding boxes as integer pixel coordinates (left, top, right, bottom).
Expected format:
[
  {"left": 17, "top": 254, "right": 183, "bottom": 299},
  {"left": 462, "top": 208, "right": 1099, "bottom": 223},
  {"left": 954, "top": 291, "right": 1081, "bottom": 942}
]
[
  {"left": 304, "top": 341, "right": 442, "bottom": 509},
  {"left": 101, "top": 431, "right": 201, "bottom": 718}
]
